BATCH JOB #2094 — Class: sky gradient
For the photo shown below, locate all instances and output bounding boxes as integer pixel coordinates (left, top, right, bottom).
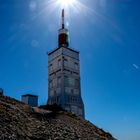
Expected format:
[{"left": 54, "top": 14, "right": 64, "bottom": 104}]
[{"left": 0, "top": 0, "right": 140, "bottom": 140}]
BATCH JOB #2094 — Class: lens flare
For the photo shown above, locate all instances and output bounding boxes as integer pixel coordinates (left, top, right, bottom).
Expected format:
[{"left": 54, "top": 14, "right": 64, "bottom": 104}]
[
  {"left": 57, "top": 0, "right": 76, "bottom": 8},
  {"left": 33, "top": 0, "right": 93, "bottom": 21}
]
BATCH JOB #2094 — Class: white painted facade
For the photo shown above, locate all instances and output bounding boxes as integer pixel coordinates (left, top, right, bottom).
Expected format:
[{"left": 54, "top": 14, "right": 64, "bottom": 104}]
[{"left": 47, "top": 47, "right": 85, "bottom": 118}]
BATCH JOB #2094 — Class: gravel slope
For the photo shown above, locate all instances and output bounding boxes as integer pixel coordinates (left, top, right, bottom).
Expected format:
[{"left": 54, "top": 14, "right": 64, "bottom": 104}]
[{"left": 0, "top": 95, "right": 117, "bottom": 140}]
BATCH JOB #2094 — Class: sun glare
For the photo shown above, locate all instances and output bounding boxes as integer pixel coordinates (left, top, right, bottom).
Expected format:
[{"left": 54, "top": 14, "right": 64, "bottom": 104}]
[
  {"left": 42, "top": 0, "right": 91, "bottom": 19},
  {"left": 57, "top": 0, "right": 77, "bottom": 8}
]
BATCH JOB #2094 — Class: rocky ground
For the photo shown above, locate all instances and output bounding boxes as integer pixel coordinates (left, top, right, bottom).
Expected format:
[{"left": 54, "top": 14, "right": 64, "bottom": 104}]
[{"left": 0, "top": 95, "right": 117, "bottom": 140}]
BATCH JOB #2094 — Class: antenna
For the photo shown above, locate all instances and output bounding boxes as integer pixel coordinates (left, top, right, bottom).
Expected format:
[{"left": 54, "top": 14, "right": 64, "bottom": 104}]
[
  {"left": 62, "top": 9, "right": 65, "bottom": 29},
  {"left": 58, "top": 9, "right": 69, "bottom": 48}
]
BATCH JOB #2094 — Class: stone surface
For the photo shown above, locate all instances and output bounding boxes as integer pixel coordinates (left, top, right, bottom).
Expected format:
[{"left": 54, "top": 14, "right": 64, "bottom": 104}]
[{"left": 0, "top": 95, "right": 117, "bottom": 140}]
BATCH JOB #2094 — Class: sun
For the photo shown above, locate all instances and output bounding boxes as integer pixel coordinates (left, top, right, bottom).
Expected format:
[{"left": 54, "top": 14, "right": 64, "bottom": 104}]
[
  {"left": 57, "top": 0, "right": 77, "bottom": 8},
  {"left": 43, "top": 0, "right": 90, "bottom": 18}
]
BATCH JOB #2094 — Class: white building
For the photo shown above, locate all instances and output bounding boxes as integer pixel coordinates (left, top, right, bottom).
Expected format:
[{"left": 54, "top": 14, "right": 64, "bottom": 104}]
[
  {"left": 22, "top": 94, "right": 38, "bottom": 107},
  {"left": 47, "top": 9, "right": 85, "bottom": 118}
]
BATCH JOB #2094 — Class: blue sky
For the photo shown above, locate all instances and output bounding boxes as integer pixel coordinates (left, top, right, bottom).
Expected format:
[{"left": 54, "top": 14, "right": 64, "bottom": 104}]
[{"left": 0, "top": 0, "right": 140, "bottom": 140}]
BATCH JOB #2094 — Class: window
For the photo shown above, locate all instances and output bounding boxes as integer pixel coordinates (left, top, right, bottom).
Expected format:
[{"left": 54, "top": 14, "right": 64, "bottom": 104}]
[
  {"left": 74, "top": 89, "right": 79, "bottom": 95},
  {"left": 53, "top": 78, "right": 57, "bottom": 87},
  {"left": 64, "top": 76, "right": 69, "bottom": 86},
  {"left": 49, "top": 80, "right": 53, "bottom": 88},
  {"left": 58, "top": 59, "right": 61, "bottom": 67},
  {"left": 64, "top": 59, "right": 68, "bottom": 67},
  {"left": 49, "top": 64, "right": 53, "bottom": 71},
  {"left": 65, "top": 87, "right": 69, "bottom": 94},
  {"left": 50, "top": 90, "right": 54, "bottom": 96},
  {"left": 69, "top": 77, "right": 75, "bottom": 86},
  {"left": 64, "top": 76, "right": 75, "bottom": 87},
  {"left": 57, "top": 76, "right": 61, "bottom": 86},
  {"left": 71, "top": 89, "right": 74, "bottom": 94},
  {"left": 54, "top": 90, "right": 56, "bottom": 95},
  {"left": 75, "top": 79, "right": 79, "bottom": 87},
  {"left": 74, "top": 62, "right": 78, "bottom": 70},
  {"left": 71, "top": 106, "right": 77, "bottom": 114}
]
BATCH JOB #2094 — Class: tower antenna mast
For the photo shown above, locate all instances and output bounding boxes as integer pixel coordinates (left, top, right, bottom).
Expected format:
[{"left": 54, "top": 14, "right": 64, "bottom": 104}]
[
  {"left": 62, "top": 9, "right": 65, "bottom": 29},
  {"left": 58, "top": 9, "right": 69, "bottom": 47}
]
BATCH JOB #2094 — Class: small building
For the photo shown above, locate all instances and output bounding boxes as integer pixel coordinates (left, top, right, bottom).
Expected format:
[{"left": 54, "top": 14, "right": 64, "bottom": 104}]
[
  {"left": 21, "top": 94, "right": 38, "bottom": 107},
  {"left": 0, "top": 88, "right": 3, "bottom": 95}
]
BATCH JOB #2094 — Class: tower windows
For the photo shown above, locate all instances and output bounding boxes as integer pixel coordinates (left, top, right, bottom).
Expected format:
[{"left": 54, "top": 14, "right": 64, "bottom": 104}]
[
  {"left": 53, "top": 78, "right": 57, "bottom": 87},
  {"left": 69, "top": 78, "right": 74, "bottom": 86},
  {"left": 50, "top": 90, "right": 54, "bottom": 96},
  {"left": 64, "top": 76, "right": 68, "bottom": 86},
  {"left": 49, "top": 64, "right": 53, "bottom": 71},
  {"left": 58, "top": 59, "right": 61, "bottom": 67},
  {"left": 64, "top": 59, "right": 68, "bottom": 67},
  {"left": 49, "top": 80, "right": 53, "bottom": 88},
  {"left": 71, "top": 89, "right": 74, "bottom": 94},
  {"left": 54, "top": 90, "right": 56, "bottom": 95},
  {"left": 74, "top": 89, "right": 79, "bottom": 95},
  {"left": 74, "top": 62, "right": 79, "bottom": 70},
  {"left": 57, "top": 76, "right": 61, "bottom": 86},
  {"left": 65, "top": 87, "right": 69, "bottom": 94},
  {"left": 64, "top": 76, "right": 78, "bottom": 87},
  {"left": 75, "top": 79, "right": 79, "bottom": 87},
  {"left": 71, "top": 106, "right": 78, "bottom": 114}
]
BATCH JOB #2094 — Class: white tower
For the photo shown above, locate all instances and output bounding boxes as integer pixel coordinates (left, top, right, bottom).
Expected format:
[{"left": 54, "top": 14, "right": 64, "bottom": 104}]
[{"left": 47, "top": 9, "right": 85, "bottom": 118}]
